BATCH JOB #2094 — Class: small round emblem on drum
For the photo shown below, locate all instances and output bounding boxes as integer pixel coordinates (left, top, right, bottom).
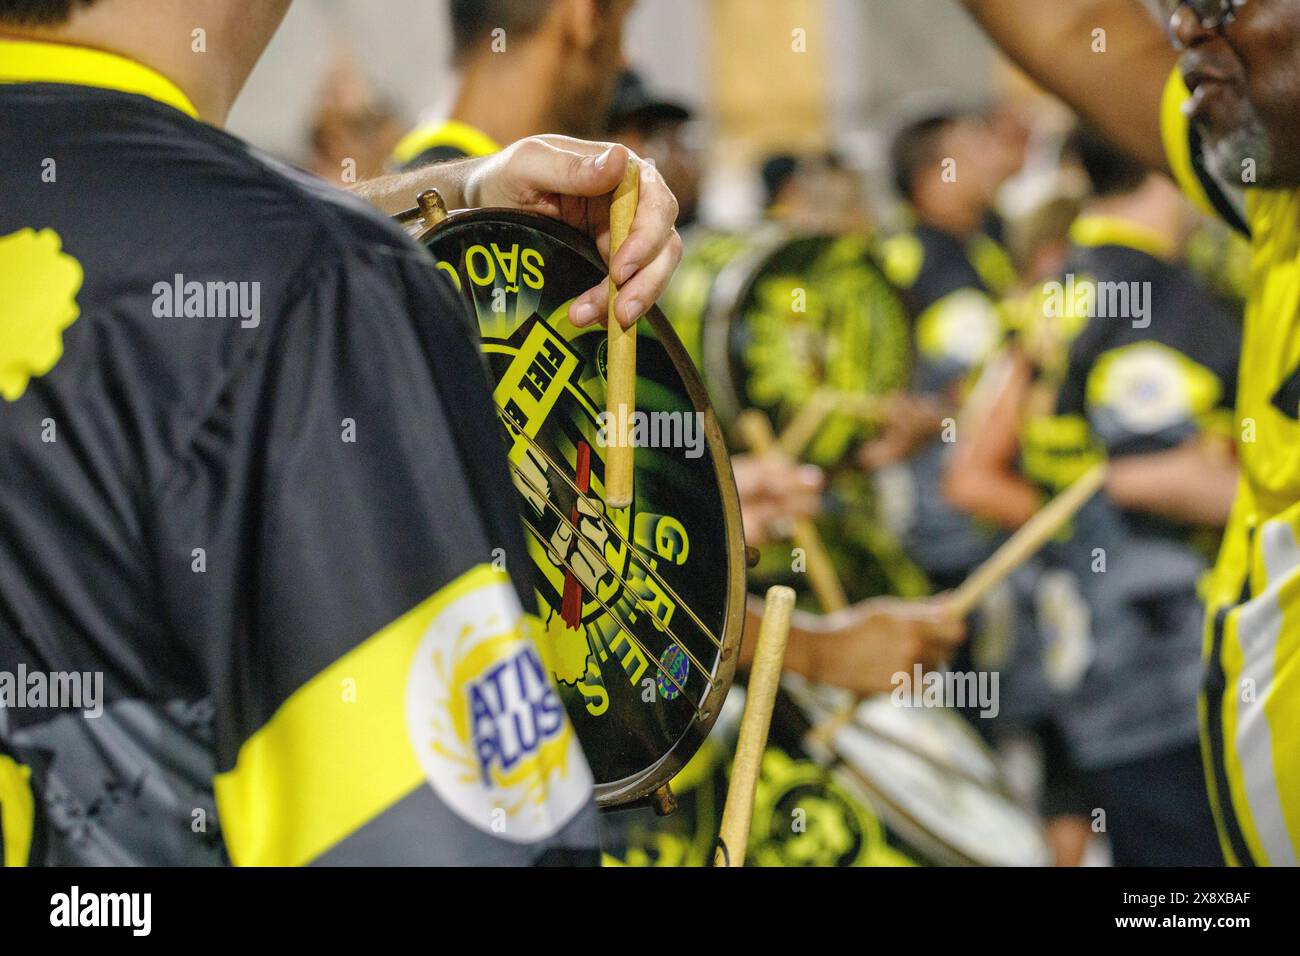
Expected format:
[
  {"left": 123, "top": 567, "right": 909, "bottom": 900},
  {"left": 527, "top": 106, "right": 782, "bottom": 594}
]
[{"left": 656, "top": 644, "right": 690, "bottom": 700}]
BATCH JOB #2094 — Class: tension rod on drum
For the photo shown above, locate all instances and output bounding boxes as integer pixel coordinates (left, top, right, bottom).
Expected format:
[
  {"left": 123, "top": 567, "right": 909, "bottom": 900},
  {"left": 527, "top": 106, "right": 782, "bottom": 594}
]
[{"left": 497, "top": 406, "right": 725, "bottom": 653}]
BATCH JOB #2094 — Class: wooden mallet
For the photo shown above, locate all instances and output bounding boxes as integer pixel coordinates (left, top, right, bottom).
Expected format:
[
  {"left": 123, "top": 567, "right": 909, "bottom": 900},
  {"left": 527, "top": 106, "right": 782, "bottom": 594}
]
[{"left": 604, "top": 158, "right": 641, "bottom": 510}]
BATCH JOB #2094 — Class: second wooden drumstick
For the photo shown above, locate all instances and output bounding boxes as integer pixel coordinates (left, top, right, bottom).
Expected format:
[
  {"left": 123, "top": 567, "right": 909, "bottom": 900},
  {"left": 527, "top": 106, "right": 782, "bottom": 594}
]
[
  {"left": 808, "top": 461, "right": 1110, "bottom": 748},
  {"left": 715, "top": 585, "right": 795, "bottom": 868},
  {"left": 946, "top": 461, "right": 1109, "bottom": 619}
]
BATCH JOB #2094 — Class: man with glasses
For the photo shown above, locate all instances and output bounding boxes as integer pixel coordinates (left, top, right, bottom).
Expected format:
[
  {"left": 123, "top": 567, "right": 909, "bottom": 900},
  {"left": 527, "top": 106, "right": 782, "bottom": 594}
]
[{"left": 958, "top": 0, "right": 1300, "bottom": 866}]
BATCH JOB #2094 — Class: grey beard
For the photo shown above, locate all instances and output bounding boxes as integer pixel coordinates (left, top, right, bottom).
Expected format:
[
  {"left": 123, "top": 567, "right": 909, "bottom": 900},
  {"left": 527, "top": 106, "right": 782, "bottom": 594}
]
[{"left": 1202, "top": 108, "right": 1280, "bottom": 188}]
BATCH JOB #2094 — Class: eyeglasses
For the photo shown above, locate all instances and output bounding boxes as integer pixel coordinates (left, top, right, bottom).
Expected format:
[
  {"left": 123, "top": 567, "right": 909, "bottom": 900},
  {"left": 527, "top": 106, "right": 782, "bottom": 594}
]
[{"left": 1165, "top": 0, "right": 1248, "bottom": 31}]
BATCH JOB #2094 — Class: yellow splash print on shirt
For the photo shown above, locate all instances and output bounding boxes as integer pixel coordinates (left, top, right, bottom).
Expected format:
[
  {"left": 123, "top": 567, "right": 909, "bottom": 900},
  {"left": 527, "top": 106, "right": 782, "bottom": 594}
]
[{"left": 0, "top": 228, "right": 84, "bottom": 401}]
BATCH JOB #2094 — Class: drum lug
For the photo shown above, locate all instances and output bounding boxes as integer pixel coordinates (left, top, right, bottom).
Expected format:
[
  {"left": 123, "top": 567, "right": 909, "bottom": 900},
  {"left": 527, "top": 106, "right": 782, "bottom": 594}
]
[
  {"left": 417, "top": 189, "right": 448, "bottom": 228},
  {"left": 651, "top": 784, "right": 678, "bottom": 816}
]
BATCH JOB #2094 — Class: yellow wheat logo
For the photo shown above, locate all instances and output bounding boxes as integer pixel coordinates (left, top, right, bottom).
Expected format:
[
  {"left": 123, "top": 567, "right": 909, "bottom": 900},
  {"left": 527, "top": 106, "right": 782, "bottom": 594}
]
[{"left": 0, "top": 228, "right": 83, "bottom": 402}]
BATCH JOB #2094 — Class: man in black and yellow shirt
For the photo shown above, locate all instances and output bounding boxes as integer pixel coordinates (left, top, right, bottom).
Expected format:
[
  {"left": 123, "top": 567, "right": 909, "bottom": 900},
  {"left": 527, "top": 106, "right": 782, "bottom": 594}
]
[
  {"left": 874, "top": 110, "right": 1020, "bottom": 589},
  {"left": 392, "top": 0, "right": 634, "bottom": 169},
  {"left": 961, "top": 0, "right": 1300, "bottom": 865},
  {"left": 0, "top": 0, "right": 685, "bottom": 865}
]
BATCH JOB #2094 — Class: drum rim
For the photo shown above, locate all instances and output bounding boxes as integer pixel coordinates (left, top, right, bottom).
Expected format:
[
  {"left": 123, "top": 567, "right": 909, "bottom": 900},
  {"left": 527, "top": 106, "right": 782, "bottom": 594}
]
[
  {"left": 783, "top": 677, "right": 1049, "bottom": 866},
  {"left": 414, "top": 207, "right": 746, "bottom": 808},
  {"left": 699, "top": 227, "right": 810, "bottom": 431}
]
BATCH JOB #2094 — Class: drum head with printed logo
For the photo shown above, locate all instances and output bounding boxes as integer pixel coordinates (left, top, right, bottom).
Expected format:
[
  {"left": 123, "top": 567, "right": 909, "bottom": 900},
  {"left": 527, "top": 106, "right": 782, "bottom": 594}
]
[
  {"left": 700, "top": 232, "right": 911, "bottom": 467},
  {"left": 413, "top": 208, "right": 745, "bottom": 808}
]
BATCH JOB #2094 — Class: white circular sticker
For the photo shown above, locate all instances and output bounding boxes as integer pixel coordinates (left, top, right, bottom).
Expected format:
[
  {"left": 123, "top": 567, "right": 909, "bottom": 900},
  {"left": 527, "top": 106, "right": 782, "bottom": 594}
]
[
  {"left": 405, "top": 574, "right": 592, "bottom": 843},
  {"left": 1098, "top": 345, "right": 1192, "bottom": 435}
]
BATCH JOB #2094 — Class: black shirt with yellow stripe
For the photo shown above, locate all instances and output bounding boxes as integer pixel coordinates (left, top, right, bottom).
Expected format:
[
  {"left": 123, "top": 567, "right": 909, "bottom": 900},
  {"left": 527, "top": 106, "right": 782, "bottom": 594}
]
[
  {"left": 0, "top": 39, "right": 597, "bottom": 866},
  {"left": 1161, "top": 68, "right": 1300, "bottom": 867},
  {"left": 1018, "top": 215, "right": 1240, "bottom": 771}
]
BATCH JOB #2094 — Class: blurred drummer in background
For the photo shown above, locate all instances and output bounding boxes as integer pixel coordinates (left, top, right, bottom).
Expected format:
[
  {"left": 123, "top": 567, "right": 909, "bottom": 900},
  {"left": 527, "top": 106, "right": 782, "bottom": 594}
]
[
  {"left": 867, "top": 109, "right": 1023, "bottom": 592},
  {"left": 945, "top": 127, "right": 1241, "bottom": 865},
  {"left": 305, "top": 43, "right": 405, "bottom": 183},
  {"left": 761, "top": 152, "right": 872, "bottom": 234}
]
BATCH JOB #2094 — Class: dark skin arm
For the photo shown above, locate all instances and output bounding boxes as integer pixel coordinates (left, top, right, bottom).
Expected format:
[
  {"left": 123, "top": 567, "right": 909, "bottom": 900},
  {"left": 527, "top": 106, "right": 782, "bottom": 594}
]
[
  {"left": 946, "top": 351, "right": 1238, "bottom": 529},
  {"left": 958, "top": 0, "right": 1176, "bottom": 176}
]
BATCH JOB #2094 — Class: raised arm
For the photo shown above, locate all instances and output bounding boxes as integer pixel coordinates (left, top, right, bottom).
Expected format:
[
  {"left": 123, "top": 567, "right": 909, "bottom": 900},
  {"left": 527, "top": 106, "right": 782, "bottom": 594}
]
[{"left": 959, "top": 0, "right": 1176, "bottom": 175}]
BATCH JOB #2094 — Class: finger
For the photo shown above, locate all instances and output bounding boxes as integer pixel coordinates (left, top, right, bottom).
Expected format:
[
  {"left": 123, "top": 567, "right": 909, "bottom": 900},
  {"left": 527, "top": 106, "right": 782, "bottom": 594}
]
[
  {"left": 924, "top": 618, "right": 967, "bottom": 647},
  {"left": 608, "top": 160, "right": 681, "bottom": 278},
  {"left": 568, "top": 286, "right": 606, "bottom": 328},
  {"left": 569, "top": 227, "right": 682, "bottom": 329},
  {"left": 787, "top": 490, "right": 824, "bottom": 522},
  {"left": 610, "top": 230, "right": 683, "bottom": 328},
  {"left": 794, "top": 463, "right": 825, "bottom": 495},
  {"left": 610, "top": 160, "right": 679, "bottom": 286}
]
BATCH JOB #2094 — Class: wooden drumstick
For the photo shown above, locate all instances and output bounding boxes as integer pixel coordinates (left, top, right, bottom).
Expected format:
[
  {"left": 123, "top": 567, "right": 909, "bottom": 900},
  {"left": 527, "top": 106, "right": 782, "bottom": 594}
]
[
  {"left": 779, "top": 390, "right": 887, "bottom": 459},
  {"left": 778, "top": 389, "right": 838, "bottom": 459},
  {"left": 945, "top": 461, "right": 1108, "bottom": 619},
  {"left": 807, "top": 461, "right": 1110, "bottom": 748},
  {"left": 714, "top": 585, "right": 795, "bottom": 868},
  {"left": 604, "top": 158, "right": 641, "bottom": 510},
  {"left": 737, "top": 409, "right": 849, "bottom": 613}
]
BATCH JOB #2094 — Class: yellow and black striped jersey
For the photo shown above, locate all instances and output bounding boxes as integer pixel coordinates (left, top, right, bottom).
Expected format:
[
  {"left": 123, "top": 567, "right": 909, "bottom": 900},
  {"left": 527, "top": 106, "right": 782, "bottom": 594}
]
[
  {"left": 1162, "top": 68, "right": 1300, "bottom": 866},
  {"left": 0, "top": 39, "right": 596, "bottom": 866}
]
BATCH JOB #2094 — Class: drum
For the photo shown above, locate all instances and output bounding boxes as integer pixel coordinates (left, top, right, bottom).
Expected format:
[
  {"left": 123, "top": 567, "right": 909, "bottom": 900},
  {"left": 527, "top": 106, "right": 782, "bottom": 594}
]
[
  {"left": 403, "top": 199, "right": 746, "bottom": 809},
  {"left": 602, "top": 678, "right": 1049, "bottom": 866},
  {"left": 783, "top": 677, "right": 1050, "bottom": 866},
  {"left": 663, "top": 228, "right": 927, "bottom": 606},
  {"left": 700, "top": 231, "right": 911, "bottom": 466}
]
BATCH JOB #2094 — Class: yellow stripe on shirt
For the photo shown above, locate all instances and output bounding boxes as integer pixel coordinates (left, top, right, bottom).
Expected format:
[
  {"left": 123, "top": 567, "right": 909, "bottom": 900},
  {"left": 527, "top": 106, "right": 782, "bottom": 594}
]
[
  {"left": 0, "top": 37, "right": 198, "bottom": 119},
  {"left": 213, "top": 564, "right": 509, "bottom": 866},
  {"left": 391, "top": 119, "right": 501, "bottom": 167},
  {"left": 0, "top": 752, "right": 35, "bottom": 867},
  {"left": 1160, "top": 68, "right": 1217, "bottom": 221}
]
